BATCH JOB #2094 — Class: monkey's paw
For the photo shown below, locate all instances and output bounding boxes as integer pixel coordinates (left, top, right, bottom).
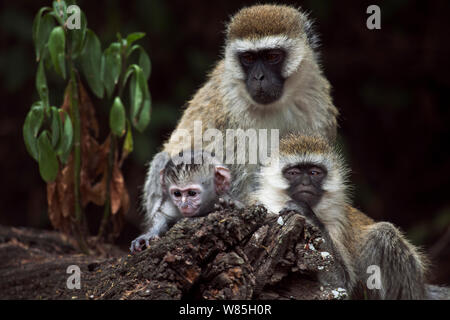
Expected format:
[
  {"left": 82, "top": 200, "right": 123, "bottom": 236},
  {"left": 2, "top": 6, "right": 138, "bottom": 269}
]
[
  {"left": 214, "top": 197, "right": 244, "bottom": 211},
  {"left": 130, "top": 233, "right": 160, "bottom": 254},
  {"left": 279, "top": 200, "right": 307, "bottom": 217}
]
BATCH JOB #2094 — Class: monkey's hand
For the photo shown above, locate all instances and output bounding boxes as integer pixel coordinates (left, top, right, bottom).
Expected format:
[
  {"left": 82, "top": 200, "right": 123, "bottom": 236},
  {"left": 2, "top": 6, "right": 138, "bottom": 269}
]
[
  {"left": 280, "top": 200, "right": 351, "bottom": 286},
  {"left": 280, "top": 200, "right": 324, "bottom": 229},
  {"left": 280, "top": 200, "right": 310, "bottom": 217},
  {"left": 214, "top": 196, "right": 244, "bottom": 211},
  {"left": 130, "top": 233, "right": 160, "bottom": 254}
]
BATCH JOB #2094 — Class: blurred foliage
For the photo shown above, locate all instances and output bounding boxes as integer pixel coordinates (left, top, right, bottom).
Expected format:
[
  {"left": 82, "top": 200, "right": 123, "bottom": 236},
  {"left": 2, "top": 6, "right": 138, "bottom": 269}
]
[
  {"left": 0, "top": 0, "right": 449, "bottom": 281},
  {"left": 23, "top": 1, "right": 154, "bottom": 249}
]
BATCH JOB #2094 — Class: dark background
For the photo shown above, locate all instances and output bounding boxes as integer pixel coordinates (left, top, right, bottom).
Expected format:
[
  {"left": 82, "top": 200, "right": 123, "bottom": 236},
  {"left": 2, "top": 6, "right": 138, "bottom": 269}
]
[{"left": 0, "top": 0, "right": 449, "bottom": 284}]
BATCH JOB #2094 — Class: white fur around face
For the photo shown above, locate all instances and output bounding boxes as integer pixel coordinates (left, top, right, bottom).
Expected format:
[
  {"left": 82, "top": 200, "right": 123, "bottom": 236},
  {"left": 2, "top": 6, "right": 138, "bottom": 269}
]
[
  {"left": 224, "top": 35, "right": 306, "bottom": 80},
  {"left": 220, "top": 36, "right": 332, "bottom": 141},
  {"left": 255, "top": 153, "right": 349, "bottom": 235},
  {"left": 254, "top": 163, "right": 291, "bottom": 214}
]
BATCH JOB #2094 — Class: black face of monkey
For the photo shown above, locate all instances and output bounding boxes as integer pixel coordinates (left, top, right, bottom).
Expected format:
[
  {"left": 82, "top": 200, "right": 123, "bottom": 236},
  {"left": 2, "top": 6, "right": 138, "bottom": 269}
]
[
  {"left": 283, "top": 163, "right": 327, "bottom": 208},
  {"left": 238, "top": 49, "right": 286, "bottom": 104}
]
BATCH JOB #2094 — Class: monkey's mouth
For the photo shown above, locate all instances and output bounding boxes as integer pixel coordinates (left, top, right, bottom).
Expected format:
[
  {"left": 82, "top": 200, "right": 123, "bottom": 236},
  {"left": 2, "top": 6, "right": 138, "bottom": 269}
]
[
  {"left": 180, "top": 207, "right": 199, "bottom": 217},
  {"left": 251, "top": 89, "right": 281, "bottom": 105},
  {"left": 299, "top": 191, "right": 315, "bottom": 195},
  {"left": 294, "top": 190, "right": 318, "bottom": 200}
]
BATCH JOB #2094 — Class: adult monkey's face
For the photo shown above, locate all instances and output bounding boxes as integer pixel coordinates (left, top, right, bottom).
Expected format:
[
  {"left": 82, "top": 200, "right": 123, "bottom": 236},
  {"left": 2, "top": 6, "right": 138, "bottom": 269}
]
[
  {"left": 283, "top": 163, "right": 327, "bottom": 208},
  {"left": 238, "top": 49, "right": 286, "bottom": 104}
]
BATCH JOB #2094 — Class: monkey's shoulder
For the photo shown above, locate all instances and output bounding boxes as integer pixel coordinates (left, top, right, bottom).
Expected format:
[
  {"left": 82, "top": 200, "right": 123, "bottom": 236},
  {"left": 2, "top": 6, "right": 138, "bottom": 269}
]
[
  {"left": 346, "top": 205, "right": 374, "bottom": 228},
  {"left": 179, "top": 61, "right": 229, "bottom": 130}
]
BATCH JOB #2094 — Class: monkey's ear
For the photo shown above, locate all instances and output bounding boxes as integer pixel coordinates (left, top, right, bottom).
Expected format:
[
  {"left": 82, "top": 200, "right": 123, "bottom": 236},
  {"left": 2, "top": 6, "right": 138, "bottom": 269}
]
[
  {"left": 214, "top": 165, "right": 231, "bottom": 194},
  {"left": 159, "top": 169, "right": 166, "bottom": 193}
]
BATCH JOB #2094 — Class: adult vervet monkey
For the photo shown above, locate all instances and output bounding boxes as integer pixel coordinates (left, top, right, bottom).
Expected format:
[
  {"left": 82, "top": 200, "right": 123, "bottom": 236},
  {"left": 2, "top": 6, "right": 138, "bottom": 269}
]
[{"left": 131, "top": 4, "right": 338, "bottom": 252}]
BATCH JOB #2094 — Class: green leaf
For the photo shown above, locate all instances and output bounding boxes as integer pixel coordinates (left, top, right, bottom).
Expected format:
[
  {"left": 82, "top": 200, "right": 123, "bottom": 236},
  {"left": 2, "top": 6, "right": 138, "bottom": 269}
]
[
  {"left": 110, "top": 97, "right": 126, "bottom": 137},
  {"left": 126, "top": 44, "right": 139, "bottom": 58},
  {"left": 123, "top": 120, "right": 133, "bottom": 153},
  {"left": 134, "top": 97, "right": 151, "bottom": 133},
  {"left": 23, "top": 102, "right": 45, "bottom": 161},
  {"left": 129, "top": 65, "right": 151, "bottom": 132},
  {"left": 36, "top": 59, "right": 49, "bottom": 109},
  {"left": 52, "top": 0, "right": 67, "bottom": 26},
  {"left": 70, "top": 11, "right": 87, "bottom": 59},
  {"left": 32, "top": 7, "right": 51, "bottom": 45},
  {"left": 57, "top": 110, "right": 73, "bottom": 164},
  {"left": 102, "top": 42, "right": 122, "bottom": 98},
  {"left": 80, "top": 29, "right": 104, "bottom": 98},
  {"left": 139, "top": 49, "right": 151, "bottom": 80},
  {"left": 126, "top": 44, "right": 151, "bottom": 80},
  {"left": 48, "top": 26, "right": 66, "bottom": 79},
  {"left": 43, "top": 46, "right": 53, "bottom": 70},
  {"left": 122, "top": 64, "right": 135, "bottom": 89},
  {"left": 50, "top": 107, "right": 61, "bottom": 148},
  {"left": 32, "top": 9, "right": 55, "bottom": 61},
  {"left": 129, "top": 65, "right": 144, "bottom": 120},
  {"left": 126, "top": 32, "right": 145, "bottom": 46},
  {"left": 37, "top": 130, "right": 59, "bottom": 182}
]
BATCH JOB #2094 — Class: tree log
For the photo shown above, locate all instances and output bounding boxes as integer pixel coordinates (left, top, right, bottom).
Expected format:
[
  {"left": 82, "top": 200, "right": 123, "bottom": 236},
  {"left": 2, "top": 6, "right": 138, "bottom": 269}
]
[{"left": 0, "top": 206, "right": 348, "bottom": 300}]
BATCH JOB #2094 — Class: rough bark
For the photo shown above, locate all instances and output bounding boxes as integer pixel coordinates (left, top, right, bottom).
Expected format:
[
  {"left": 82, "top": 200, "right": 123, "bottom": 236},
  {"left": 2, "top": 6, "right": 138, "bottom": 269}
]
[{"left": 0, "top": 205, "right": 348, "bottom": 300}]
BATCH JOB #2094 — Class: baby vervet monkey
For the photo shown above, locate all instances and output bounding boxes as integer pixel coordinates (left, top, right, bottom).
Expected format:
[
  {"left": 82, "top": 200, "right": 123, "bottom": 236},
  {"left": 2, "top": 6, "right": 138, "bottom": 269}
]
[
  {"left": 253, "top": 134, "right": 429, "bottom": 299},
  {"left": 130, "top": 151, "right": 240, "bottom": 252}
]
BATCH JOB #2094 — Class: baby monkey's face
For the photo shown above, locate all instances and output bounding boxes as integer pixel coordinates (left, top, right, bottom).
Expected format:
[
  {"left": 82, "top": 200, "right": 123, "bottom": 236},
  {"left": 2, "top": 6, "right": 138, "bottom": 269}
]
[{"left": 169, "top": 184, "right": 203, "bottom": 217}]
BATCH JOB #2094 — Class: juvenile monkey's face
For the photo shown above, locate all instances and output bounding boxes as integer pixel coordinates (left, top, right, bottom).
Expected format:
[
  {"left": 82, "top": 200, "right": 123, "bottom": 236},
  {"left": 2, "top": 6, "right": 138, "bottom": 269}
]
[
  {"left": 238, "top": 49, "right": 286, "bottom": 104},
  {"left": 169, "top": 185, "right": 203, "bottom": 217},
  {"left": 283, "top": 163, "right": 327, "bottom": 208}
]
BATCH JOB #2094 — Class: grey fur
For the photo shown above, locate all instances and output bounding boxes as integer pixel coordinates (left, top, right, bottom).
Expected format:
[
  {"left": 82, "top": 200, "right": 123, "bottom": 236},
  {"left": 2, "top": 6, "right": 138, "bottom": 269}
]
[
  {"left": 142, "top": 151, "right": 171, "bottom": 227},
  {"left": 355, "top": 222, "right": 427, "bottom": 299},
  {"left": 426, "top": 284, "right": 450, "bottom": 300},
  {"left": 131, "top": 151, "right": 174, "bottom": 252},
  {"left": 131, "top": 150, "right": 234, "bottom": 253}
]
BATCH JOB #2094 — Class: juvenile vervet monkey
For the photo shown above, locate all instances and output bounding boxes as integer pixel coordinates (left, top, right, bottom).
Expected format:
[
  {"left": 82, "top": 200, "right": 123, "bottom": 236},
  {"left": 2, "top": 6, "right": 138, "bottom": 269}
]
[
  {"left": 132, "top": 5, "right": 339, "bottom": 251},
  {"left": 254, "top": 134, "right": 428, "bottom": 299},
  {"left": 130, "top": 151, "right": 239, "bottom": 252}
]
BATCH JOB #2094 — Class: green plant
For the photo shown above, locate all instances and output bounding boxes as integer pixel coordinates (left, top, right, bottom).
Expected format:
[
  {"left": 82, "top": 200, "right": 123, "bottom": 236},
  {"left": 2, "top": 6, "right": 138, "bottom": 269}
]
[{"left": 23, "top": 0, "right": 152, "bottom": 252}]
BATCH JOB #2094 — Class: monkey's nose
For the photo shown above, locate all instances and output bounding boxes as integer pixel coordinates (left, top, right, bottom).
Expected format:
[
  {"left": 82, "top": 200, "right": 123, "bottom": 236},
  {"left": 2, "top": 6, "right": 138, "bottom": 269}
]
[
  {"left": 253, "top": 73, "right": 264, "bottom": 81},
  {"left": 300, "top": 177, "right": 311, "bottom": 185}
]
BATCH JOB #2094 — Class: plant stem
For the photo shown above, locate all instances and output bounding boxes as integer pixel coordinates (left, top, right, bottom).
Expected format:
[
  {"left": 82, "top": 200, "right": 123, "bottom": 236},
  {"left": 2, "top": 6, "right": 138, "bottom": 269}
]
[
  {"left": 67, "top": 35, "right": 88, "bottom": 254},
  {"left": 97, "top": 46, "right": 126, "bottom": 239},
  {"left": 97, "top": 134, "right": 116, "bottom": 238}
]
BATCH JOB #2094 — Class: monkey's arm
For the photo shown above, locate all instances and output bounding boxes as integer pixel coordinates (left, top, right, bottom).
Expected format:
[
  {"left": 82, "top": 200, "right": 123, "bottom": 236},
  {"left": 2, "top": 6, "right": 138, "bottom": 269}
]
[
  {"left": 131, "top": 151, "right": 172, "bottom": 253},
  {"left": 130, "top": 202, "right": 181, "bottom": 253},
  {"left": 129, "top": 215, "right": 165, "bottom": 253},
  {"left": 142, "top": 151, "right": 171, "bottom": 219},
  {"left": 213, "top": 194, "right": 245, "bottom": 211}
]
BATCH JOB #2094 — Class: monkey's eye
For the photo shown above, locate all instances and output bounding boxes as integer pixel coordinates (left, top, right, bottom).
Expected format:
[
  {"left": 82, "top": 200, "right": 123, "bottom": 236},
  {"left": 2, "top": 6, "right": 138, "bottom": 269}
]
[
  {"left": 309, "top": 169, "right": 323, "bottom": 176},
  {"left": 173, "top": 191, "right": 182, "bottom": 197},
  {"left": 240, "top": 52, "right": 257, "bottom": 65},
  {"left": 187, "top": 190, "right": 197, "bottom": 197},
  {"left": 286, "top": 168, "right": 301, "bottom": 176},
  {"left": 265, "top": 50, "right": 283, "bottom": 64}
]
